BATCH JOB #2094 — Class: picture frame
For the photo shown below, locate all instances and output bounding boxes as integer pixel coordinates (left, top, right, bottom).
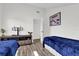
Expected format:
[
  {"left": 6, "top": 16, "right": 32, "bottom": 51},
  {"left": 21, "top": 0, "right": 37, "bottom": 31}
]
[{"left": 49, "top": 12, "right": 61, "bottom": 26}]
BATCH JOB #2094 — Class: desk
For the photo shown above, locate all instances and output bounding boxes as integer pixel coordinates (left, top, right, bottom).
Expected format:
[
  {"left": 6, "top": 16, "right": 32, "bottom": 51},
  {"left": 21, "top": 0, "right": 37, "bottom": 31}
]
[{"left": 0, "top": 35, "right": 32, "bottom": 45}]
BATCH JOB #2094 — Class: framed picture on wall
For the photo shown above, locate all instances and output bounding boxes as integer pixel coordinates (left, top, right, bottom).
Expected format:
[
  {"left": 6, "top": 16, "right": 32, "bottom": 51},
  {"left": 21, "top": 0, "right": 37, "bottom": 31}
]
[{"left": 49, "top": 12, "right": 61, "bottom": 26}]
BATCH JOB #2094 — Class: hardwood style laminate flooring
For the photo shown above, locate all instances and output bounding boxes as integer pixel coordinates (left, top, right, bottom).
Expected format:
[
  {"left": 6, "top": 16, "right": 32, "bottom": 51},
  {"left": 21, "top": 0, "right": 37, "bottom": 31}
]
[{"left": 17, "top": 39, "right": 54, "bottom": 56}]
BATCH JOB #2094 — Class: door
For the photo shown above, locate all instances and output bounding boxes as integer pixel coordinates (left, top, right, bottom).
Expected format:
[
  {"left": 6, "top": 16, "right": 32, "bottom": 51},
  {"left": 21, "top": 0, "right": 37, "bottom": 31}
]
[
  {"left": 40, "top": 18, "right": 43, "bottom": 44},
  {"left": 33, "top": 18, "right": 43, "bottom": 44}
]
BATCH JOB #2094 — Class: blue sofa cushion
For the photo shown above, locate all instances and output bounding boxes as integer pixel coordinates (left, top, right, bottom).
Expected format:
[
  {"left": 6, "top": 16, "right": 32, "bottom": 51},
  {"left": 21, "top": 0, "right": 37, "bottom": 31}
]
[
  {"left": 50, "top": 36, "right": 79, "bottom": 49},
  {"left": 43, "top": 36, "right": 79, "bottom": 56},
  {"left": 0, "top": 46, "right": 10, "bottom": 56},
  {"left": 61, "top": 45, "right": 74, "bottom": 56},
  {"left": 0, "top": 39, "right": 20, "bottom": 56}
]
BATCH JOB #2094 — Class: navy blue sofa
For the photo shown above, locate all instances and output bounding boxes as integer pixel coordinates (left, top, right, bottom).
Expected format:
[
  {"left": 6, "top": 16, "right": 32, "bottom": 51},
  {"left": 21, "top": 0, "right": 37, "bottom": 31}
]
[
  {"left": 43, "top": 36, "right": 79, "bottom": 56},
  {"left": 0, "top": 39, "right": 20, "bottom": 56}
]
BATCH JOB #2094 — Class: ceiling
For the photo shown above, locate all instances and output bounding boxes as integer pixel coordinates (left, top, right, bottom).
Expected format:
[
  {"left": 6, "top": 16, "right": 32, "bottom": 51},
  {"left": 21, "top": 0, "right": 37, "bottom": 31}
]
[{"left": 27, "top": 3, "right": 77, "bottom": 9}]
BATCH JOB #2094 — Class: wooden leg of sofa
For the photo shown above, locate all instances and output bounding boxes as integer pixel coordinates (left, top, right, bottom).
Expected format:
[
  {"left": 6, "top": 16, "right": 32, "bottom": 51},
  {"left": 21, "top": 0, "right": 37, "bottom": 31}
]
[{"left": 43, "top": 44, "right": 45, "bottom": 48}]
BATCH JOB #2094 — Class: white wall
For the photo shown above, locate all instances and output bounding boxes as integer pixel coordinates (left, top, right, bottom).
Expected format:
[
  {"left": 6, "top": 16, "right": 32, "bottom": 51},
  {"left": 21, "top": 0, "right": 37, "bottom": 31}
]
[
  {"left": 0, "top": 4, "right": 3, "bottom": 36},
  {"left": 43, "top": 9, "right": 50, "bottom": 37},
  {"left": 1, "top": 4, "right": 44, "bottom": 36},
  {"left": 46, "top": 4, "right": 79, "bottom": 40},
  {"left": 0, "top": 12, "right": 1, "bottom": 35}
]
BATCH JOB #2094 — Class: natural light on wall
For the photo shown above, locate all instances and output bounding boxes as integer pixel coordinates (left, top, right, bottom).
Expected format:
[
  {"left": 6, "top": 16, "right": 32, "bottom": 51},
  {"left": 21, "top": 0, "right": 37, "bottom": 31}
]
[{"left": 33, "top": 51, "right": 39, "bottom": 56}]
